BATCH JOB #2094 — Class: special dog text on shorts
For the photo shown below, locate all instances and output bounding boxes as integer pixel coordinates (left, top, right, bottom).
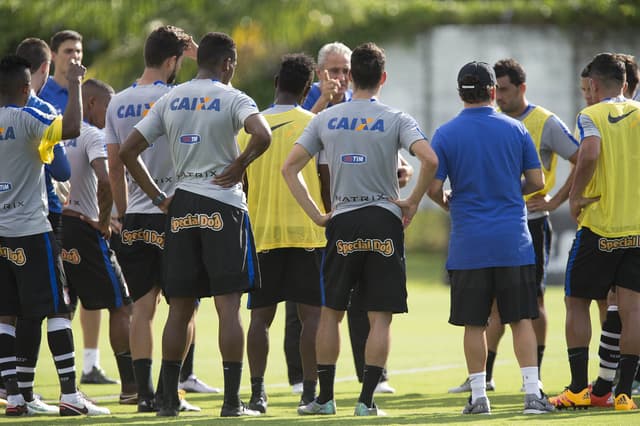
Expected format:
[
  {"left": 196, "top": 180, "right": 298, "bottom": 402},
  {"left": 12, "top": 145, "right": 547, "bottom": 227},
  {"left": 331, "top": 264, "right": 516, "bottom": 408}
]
[
  {"left": 171, "top": 213, "right": 224, "bottom": 233},
  {"left": 0, "top": 245, "right": 26, "bottom": 266},
  {"left": 598, "top": 235, "right": 640, "bottom": 252},
  {"left": 336, "top": 238, "right": 394, "bottom": 257},
  {"left": 121, "top": 229, "right": 165, "bottom": 248}
]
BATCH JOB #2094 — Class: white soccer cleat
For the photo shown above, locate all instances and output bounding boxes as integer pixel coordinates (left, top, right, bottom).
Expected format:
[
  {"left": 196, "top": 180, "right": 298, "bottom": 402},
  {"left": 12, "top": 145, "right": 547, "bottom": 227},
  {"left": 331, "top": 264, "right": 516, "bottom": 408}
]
[
  {"left": 59, "top": 392, "right": 111, "bottom": 416},
  {"left": 26, "top": 398, "right": 58, "bottom": 414},
  {"left": 178, "top": 375, "right": 221, "bottom": 393}
]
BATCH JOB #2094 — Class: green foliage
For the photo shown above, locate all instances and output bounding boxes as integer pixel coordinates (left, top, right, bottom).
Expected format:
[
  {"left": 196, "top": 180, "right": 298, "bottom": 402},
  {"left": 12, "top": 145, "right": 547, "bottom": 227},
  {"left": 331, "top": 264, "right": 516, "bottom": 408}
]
[
  {"left": 405, "top": 208, "right": 450, "bottom": 253},
  {"left": 1, "top": 0, "right": 638, "bottom": 107}
]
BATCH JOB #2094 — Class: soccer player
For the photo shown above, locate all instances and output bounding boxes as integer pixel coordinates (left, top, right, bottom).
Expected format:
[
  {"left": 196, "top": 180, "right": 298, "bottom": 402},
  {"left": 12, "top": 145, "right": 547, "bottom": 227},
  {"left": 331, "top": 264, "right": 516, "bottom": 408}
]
[
  {"left": 285, "top": 42, "right": 438, "bottom": 416},
  {"left": 6, "top": 37, "right": 74, "bottom": 414},
  {"left": 0, "top": 54, "right": 109, "bottom": 416},
  {"left": 428, "top": 61, "right": 553, "bottom": 415},
  {"left": 238, "top": 53, "right": 325, "bottom": 413},
  {"left": 61, "top": 78, "right": 138, "bottom": 404},
  {"left": 105, "top": 25, "right": 214, "bottom": 413},
  {"left": 550, "top": 52, "right": 640, "bottom": 411},
  {"left": 120, "top": 32, "right": 271, "bottom": 417},
  {"left": 448, "top": 58, "right": 579, "bottom": 394},
  {"left": 39, "top": 29, "right": 117, "bottom": 386},
  {"left": 293, "top": 40, "right": 398, "bottom": 395}
]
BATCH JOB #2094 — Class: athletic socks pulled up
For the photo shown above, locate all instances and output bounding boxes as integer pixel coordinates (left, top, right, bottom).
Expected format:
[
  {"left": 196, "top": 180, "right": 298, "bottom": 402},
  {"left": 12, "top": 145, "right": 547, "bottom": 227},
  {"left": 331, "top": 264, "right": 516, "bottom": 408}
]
[
  {"left": 16, "top": 317, "right": 42, "bottom": 401},
  {"left": 358, "top": 365, "right": 383, "bottom": 408},
  {"left": 223, "top": 361, "right": 242, "bottom": 407},
  {"left": 47, "top": 317, "right": 77, "bottom": 395},
  {"left": 133, "top": 358, "right": 154, "bottom": 399},
  {"left": 567, "top": 347, "right": 589, "bottom": 393},
  {"left": 317, "top": 364, "right": 336, "bottom": 404}
]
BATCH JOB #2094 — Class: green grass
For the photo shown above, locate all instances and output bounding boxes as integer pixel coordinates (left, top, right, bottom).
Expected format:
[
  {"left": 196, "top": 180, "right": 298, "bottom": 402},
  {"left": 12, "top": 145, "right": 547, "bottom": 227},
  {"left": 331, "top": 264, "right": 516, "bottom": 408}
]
[{"left": 3, "top": 251, "right": 631, "bottom": 424}]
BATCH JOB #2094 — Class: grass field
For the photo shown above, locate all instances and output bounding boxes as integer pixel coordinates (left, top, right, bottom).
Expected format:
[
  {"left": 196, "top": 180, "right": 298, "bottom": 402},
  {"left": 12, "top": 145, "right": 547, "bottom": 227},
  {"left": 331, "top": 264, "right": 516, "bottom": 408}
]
[{"left": 2, "top": 251, "right": 633, "bottom": 425}]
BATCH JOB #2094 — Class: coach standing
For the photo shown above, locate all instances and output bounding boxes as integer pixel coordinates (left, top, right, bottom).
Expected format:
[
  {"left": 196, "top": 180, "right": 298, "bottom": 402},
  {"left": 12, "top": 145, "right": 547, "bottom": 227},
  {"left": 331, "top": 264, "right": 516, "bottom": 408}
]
[{"left": 427, "top": 61, "right": 553, "bottom": 415}]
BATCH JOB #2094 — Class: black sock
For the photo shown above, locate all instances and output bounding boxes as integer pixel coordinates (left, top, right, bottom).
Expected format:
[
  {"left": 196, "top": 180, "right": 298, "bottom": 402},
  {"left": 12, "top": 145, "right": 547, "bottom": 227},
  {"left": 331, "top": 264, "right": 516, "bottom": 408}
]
[
  {"left": 568, "top": 347, "right": 589, "bottom": 393},
  {"left": 359, "top": 365, "right": 383, "bottom": 408},
  {"left": 250, "top": 376, "right": 264, "bottom": 398},
  {"left": 16, "top": 318, "right": 42, "bottom": 401},
  {"left": 594, "top": 309, "right": 621, "bottom": 396},
  {"left": 486, "top": 350, "right": 497, "bottom": 381},
  {"left": 115, "top": 351, "right": 136, "bottom": 387},
  {"left": 616, "top": 354, "right": 640, "bottom": 397},
  {"left": 537, "top": 345, "right": 545, "bottom": 378},
  {"left": 0, "top": 329, "right": 19, "bottom": 396},
  {"left": 180, "top": 343, "right": 195, "bottom": 382},
  {"left": 160, "top": 360, "right": 181, "bottom": 410},
  {"left": 223, "top": 361, "right": 242, "bottom": 407},
  {"left": 317, "top": 364, "right": 336, "bottom": 404},
  {"left": 47, "top": 321, "right": 76, "bottom": 395},
  {"left": 636, "top": 360, "right": 640, "bottom": 381},
  {"left": 133, "top": 358, "right": 154, "bottom": 399},
  {"left": 302, "top": 379, "right": 317, "bottom": 404}
]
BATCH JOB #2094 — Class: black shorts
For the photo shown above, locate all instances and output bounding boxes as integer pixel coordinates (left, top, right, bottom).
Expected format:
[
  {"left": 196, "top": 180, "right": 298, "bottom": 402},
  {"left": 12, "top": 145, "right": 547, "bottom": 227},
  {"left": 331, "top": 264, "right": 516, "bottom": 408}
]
[
  {"left": 323, "top": 206, "right": 407, "bottom": 313},
  {"left": 0, "top": 232, "right": 70, "bottom": 318},
  {"left": 528, "top": 216, "right": 552, "bottom": 297},
  {"left": 565, "top": 227, "right": 640, "bottom": 300},
  {"left": 117, "top": 213, "right": 166, "bottom": 301},
  {"left": 61, "top": 216, "right": 131, "bottom": 310},
  {"left": 247, "top": 248, "right": 323, "bottom": 309},
  {"left": 449, "top": 265, "right": 538, "bottom": 326},
  {"left": 163, "top": 189, "right": 261, "bottom": 298}
]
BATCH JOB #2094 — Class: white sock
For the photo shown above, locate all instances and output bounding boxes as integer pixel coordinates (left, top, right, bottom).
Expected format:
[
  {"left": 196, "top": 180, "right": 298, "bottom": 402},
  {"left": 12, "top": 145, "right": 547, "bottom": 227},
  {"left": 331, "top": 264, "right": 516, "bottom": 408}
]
[
  {"left": 83, "top": 348, "right": 100, "bottom": 374},
  {"left": 469, "top": 372, "right": 487, "bottom": 403},
  {"left": 60, "top": 391, "right": 80, "bottom": 403},
  {"left": 7, "top": 393, "right": 25, "bottom": 406},
  {"left": 521, "top": 366, "right": 541, "bottom": 397}
]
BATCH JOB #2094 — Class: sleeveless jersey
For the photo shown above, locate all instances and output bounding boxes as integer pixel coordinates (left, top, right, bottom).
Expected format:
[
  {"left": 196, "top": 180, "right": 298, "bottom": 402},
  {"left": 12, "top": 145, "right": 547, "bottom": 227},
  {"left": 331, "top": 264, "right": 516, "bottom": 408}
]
[
  {"left": 238, "top": 105, "right": 326, "bottom": 251},
  {"left": 576, "top": 98, "right": 640, "bottom": 237}
]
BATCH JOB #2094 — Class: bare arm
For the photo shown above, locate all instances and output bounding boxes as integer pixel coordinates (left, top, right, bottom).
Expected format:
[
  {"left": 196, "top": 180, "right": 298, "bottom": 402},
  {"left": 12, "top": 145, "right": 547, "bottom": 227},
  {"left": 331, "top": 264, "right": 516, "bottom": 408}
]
[
  {"left": 90, "top": 158, "right": 113, "bottom": 238},
  {"left": 569, "top": 136, "right": 601, "bottom": 221},
  {"left": 526, "top": 151, "right": 578, "bottom": 212},
  {"left": 119, "top": 129, "right": 169, "bottom": 212},
  {"left": 427, "top": 178, "right": 449, "bottom": 212},
  {"left": 213, "top": 113, "right": 271, "bottom": 188},
  {"left": 522, "top": 168, "right": 544, "bottom": 196},
  {"left": 61, "top": 60, "right": 86, "bottom": 139},
  {"left": 282, "top": 144, "right": 330, "bottom": 226},
  {"left": 107, "top": 143, "right": 128, "bottom": 218},
  {"left": 392, "top": 140, "right": 439, "bottom": 227}
]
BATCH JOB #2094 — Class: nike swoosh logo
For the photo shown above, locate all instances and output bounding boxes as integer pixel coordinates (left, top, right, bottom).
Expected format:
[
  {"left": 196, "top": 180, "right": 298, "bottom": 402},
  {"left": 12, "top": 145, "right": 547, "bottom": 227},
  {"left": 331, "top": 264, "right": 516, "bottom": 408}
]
[
  {"left": 608, "top": 109, "right": 637, "bottom": 123},
  {"left": 270, "top": 121, "right": 293, "bottom": 132}
]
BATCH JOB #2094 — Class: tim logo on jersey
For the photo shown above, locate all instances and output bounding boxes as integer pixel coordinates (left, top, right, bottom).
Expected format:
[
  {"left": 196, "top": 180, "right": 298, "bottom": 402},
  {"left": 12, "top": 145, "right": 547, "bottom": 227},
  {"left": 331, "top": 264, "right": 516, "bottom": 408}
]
[
  {"left": 328, "top": 117, "right": 384, "bottom": 132},
  {"left": 0, "top": 182, "right": 11, "bottom": 192},
  {"left": 170, "top": 97, "right": 221, "bottom": 111},
  {"left": 341, "top": 154, "right": 366, "bottom": 164}
]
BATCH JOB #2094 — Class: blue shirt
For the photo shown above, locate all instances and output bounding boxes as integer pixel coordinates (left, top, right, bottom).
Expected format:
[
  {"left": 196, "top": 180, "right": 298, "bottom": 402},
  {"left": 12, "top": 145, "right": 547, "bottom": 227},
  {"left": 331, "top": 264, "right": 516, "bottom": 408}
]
[
  {"left": 431, "top": 106, "right": 540, "bottom": 269},
  {"left": 29, "top": 90, "right": 70, "bottom": 213},
  {"left": 301, "top": 82, "right": 353, "bottom": 111},
  {"left": 39, "top": 77, "right": 68, "bottom": 114}
]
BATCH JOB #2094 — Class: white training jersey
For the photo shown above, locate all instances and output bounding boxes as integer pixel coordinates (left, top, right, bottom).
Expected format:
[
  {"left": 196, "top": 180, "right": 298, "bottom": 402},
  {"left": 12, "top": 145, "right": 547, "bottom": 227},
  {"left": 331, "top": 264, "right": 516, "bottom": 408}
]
[
  {"left": 104, "top": 81, "right": 175, "bottom": 214},
  {"left": 135, "top": 79, "right": 259, "bottom": 210},
  {"left": 0, "top": 106, "right": 57, "bottom": 237},
  {"left": 64, "top": 122, "right": 107, "bottom": 221}
]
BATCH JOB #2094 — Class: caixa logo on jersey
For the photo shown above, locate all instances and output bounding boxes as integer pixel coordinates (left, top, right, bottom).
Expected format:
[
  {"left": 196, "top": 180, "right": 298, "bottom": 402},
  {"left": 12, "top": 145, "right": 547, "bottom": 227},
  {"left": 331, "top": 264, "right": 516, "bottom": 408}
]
[
  {"left": 180, "top": 134, "right": 201, "bottom": 145},
  {"left": 0, "top": 182, "right": 11, "bottom": 192},
  {"left": 341, "top": 154, "right": 367, "bottom": 164}
]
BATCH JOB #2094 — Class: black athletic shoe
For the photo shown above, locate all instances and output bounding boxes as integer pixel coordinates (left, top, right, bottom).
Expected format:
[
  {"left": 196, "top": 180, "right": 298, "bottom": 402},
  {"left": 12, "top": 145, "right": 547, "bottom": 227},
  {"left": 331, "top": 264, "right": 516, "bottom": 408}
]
[
  {"left": 248, "top": 392, "right": 267, "bottom": 413},
  {"left": 80, "top": 367, "right": 119, "bottom": 385},
  {"left": 220, "top": 401, "right": 261, "bottom": 417},
  {"left": 156, "top": 406, "right": 179, "bottom": 417},
  {"left": 137, "top": 398, "right": 156, "bottom": 413}
]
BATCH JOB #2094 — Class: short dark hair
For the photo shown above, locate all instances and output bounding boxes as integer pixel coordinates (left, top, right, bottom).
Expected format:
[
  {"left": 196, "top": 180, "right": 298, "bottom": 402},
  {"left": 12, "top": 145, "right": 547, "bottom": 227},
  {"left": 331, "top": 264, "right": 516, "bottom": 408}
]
[
  {"left": 493, "top": 58, "right": 526, "bottom": 86},
  {"left": 50, "top": 30, "right": 82, "bottom": 53},
  {"left": 82, "top": 78, "right": 114, "bottom": 97},
  {"left": 0, "top": 55, "right": 31, "bottom": 97},
  {"left": 350, "top": 42, "right": 385, "bottom": 90},
  {"left": 277, "top": 53, "right": 314, "bottom": 97},
  {"left": 616, "top": 53, "right": 639, "bottom": 97},
  {"left": 197, "top": 32, "right": 235, "bottom": 71},
  {"left": 144, "top": 26, "right": 191, "bottom": 68},
  {"left": 16, "top": 38, "right": 51, "bottom": 72},
  {"left": 588, "top": 52, "right": 625, "bottom": 90},
  {"left": 580, "top": 63, "right": 591, "bottom": 78}
]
